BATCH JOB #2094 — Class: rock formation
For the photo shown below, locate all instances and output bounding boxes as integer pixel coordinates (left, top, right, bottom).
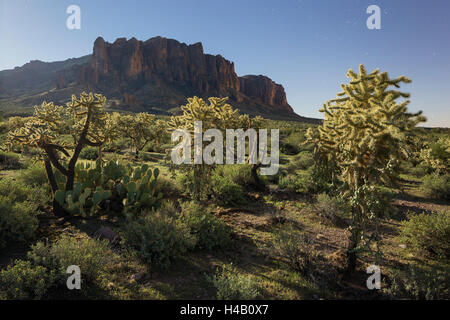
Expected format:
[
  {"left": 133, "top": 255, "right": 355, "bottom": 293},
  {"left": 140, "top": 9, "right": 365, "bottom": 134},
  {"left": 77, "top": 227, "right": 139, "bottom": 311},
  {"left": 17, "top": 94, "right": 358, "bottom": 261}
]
[{"left": 0, "top": 36, "right": 310, "bottom": 121}]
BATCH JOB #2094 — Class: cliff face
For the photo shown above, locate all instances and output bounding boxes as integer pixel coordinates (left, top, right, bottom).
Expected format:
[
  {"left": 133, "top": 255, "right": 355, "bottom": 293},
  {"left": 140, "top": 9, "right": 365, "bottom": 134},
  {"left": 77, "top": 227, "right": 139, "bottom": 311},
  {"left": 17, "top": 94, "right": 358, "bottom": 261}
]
[
  {"left": 0, "top": 36, "right": 301, "bottom": 120},
  {"left": 70, "top": 36, "right": 295, "bottom": 116},
  {"left": 83, "top": 36, "right": 242, "bottom": 96},
  {"left": 239, "top": 75, "right": 292, "bottom": 113}
]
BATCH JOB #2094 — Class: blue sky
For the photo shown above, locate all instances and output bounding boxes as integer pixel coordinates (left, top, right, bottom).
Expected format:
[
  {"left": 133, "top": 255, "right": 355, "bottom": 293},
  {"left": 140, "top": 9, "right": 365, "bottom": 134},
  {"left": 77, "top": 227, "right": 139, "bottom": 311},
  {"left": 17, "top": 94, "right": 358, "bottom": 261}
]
[{"left": 1, "top": 0, "right": 449, "bottom": 127}]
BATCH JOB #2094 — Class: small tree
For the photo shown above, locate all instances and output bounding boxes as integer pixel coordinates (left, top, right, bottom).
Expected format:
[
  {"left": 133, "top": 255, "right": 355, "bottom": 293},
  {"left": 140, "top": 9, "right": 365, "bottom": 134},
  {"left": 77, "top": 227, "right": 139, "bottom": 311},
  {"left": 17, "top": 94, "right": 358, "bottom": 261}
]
[
  {"left": 308, "top": 65, "right": 426, "bottom": 273},
  {"left": 168, "top": 96, "right": 267, "bottom": 198},
  {"left": 167, "top": 96, "right": 241, "bottom": 199},
  {"left": 6, "top": 92, "right": 109, "bottom": 216},
  {"left": 236, "top": 114, "right": 266, "bottom": 189},
  {"left": 115, "top": 112, "right": 155, "bottom": 157},
  {"left": 151, "top": 119, "right": 169, "bottom": 151}
]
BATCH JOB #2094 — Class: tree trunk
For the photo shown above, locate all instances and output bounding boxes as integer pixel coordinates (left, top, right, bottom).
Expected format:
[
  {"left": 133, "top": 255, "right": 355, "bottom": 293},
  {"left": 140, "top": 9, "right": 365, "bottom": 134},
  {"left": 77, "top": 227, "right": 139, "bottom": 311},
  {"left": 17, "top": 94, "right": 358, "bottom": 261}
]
[
  {"left": 346, "top": 228, "right": 359, "bottom": 275},
  {"left": 44, "top": 158, "right": 66, "bottom": 217},
  {"left": 98, "top": 146, "right": 103, "bottom": 164},
  {"left": 251, "top": 164, "right": 265, "bottom": 190}
]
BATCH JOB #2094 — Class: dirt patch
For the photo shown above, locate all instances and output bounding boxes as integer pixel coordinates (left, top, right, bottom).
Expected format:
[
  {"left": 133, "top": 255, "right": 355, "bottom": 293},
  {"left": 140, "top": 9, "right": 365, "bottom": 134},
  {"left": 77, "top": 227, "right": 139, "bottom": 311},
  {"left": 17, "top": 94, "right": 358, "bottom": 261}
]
[{"left": 393, "top": 199, "right": 449, "bottom": 214}]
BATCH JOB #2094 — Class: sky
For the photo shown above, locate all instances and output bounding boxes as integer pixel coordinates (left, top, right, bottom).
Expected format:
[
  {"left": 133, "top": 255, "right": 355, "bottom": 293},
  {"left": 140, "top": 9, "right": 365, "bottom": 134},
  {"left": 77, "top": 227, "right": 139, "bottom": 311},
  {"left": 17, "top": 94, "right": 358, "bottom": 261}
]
[{"left": 0, "top": 0, "right": 449, "bottom": 127}]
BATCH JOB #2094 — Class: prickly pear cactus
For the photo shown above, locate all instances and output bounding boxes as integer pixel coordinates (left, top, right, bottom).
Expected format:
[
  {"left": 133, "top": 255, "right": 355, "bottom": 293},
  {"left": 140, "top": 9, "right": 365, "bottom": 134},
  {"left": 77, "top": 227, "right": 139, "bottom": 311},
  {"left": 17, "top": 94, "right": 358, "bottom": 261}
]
[{"left": 118, "top": 164, "right": 163, "bottom": 215}]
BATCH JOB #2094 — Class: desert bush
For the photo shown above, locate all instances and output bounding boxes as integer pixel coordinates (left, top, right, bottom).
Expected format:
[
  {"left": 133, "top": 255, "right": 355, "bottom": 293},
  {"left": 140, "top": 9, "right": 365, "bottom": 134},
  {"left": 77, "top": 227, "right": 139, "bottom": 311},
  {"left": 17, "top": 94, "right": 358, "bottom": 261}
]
[
  {"left": 138, "top": 152, "right": 154, "bottom": 162},
  {"left": 122, "top": 212, "right": 196, "bottom": 267},
  {"left": 154, "top": 176, "right": 181, "bottom": 196},
  {"left": 157, "top": 200, "right": 179, "bottom": 217},
  {"left": 286, "top": 151, "right": 314, "bottom": 173},
  {"left": 0, "top": 234, "right": 112, "bottom": 299},
  {"left": 0, "top": 260, "right": 55, "bottom": 300},
  {"left": 0, "top": 150, "right": 21, "bottom": 169},
  {"left": 41, "top": 235, "right": 112, "bottom": 282},
  {"left": 384, "top": 264, "right": 450, "bottom": 300},
  {"left": 409, "top": 163, "right": 432, "bottom": 177},
  {"left": 79, "top": 146, "right": 99, "bottom": 160},
  {"left": 214, "top": 165, "right": 255, "bottom": 188},
  {"left": 278, "top": 170, "right": 316, "bottom": 194},
  {"left": 211, "top": 175, "right": 246, "bottom": 206},
  {"left": 271, "top": 225, "right": 315, "bottom": 276},
  {"left": 420, "top": 174, "right": 450, "bottom": 200},
  {"left": 0, "top": 178, "right": 48, "bottom": 248},
  {"left": 0, "top": 177, "right": 47, "bottom": 204},
  {"left": 313, "top": 193, "right": 348, "bottom": 226},
  {"left": 211, "top": 264, "right": 259, "bottom": 300},
  {"left": 17, "top": 162, "right": 49, "bottom": 187},
  {"left": 103, "top": 137, "right": 128, "bottom": 153},
  {"left": 281, "top": 131, "right": 305, "bottom": 155},
  {"left": 0, "top": 197, "right": 38, "bottom": 248},
  {"left": 180, "top": 201, "right": 230, "bottom": 250},
  {"left": 400, "top": 211, "right": 450, "bottom": 259}
]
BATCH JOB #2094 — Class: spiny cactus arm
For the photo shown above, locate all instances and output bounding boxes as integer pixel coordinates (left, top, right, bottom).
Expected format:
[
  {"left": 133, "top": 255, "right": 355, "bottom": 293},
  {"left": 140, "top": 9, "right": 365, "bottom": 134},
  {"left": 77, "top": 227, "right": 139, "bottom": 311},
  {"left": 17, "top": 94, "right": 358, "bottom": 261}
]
[
  {"left": 65, "top": 92, "right": 107, "bottom": 190},
  {"left": 45, "top": 143, "right": 70, "bottom": 157},
  {"left": 83, "top": 136, "right": 104, "bottom": 147}
]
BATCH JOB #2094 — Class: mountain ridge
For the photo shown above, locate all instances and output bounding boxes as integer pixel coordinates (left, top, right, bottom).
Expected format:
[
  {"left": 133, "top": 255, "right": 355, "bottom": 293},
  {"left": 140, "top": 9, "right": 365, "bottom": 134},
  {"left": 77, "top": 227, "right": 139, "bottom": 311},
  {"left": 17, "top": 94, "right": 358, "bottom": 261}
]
[{"left": 0, "top": 36, "right": 319, "bottom": 123}]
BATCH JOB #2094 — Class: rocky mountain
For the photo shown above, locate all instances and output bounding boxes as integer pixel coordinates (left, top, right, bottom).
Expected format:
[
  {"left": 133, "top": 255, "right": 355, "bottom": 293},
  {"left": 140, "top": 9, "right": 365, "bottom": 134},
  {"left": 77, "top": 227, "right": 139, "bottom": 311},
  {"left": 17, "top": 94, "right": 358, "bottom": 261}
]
[{"left": 0, "top": 36, "right": 312, "bottom": 121}]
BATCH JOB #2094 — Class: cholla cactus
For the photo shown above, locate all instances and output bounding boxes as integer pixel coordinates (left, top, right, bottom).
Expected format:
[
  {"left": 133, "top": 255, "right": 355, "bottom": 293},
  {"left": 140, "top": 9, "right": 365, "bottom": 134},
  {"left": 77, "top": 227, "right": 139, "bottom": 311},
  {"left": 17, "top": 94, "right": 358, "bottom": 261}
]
[
  {"left": 168, "top": 96, "right": 241, "bottom": 132},
  {"left": 168, "top": 97, "right": 236, "bottom": 198},
  {"left": 6, "top": 92, "right": 109, "bottom": 216},
  {"left": 311, "top": 65, "right": 426, "bottom": 272},
  {"left": 168, "top": 96, "right": 253, "bottom": 198},
  {"left": 418, "top": 137, "right": 450, "bottom": 174},
  {"left": 114, "top": 112, "right": 156, "bottom": 157}
]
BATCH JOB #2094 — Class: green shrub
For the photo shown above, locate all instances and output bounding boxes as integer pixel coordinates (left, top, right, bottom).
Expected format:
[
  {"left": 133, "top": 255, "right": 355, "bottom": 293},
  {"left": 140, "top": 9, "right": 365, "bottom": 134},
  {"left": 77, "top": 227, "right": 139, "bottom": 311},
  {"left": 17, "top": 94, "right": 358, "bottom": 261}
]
[
  {"left": 278, "top": 170, "right": 316, "bottom": 194},
  {"left": 0, "top": 150, "right": 21, "bottom": 169},
  {"left": 138, "top": 152, "right": 156, "bottom": 162},
  {"left": 35, "top": 235, "right": 112, "bottom": 282},
  {"left": 313, "top": 193, "right": 348, "bottom": 226},
  {"left": 0, "top": 178, "right": 50, "bottom": 247},
  {"left": 211, "top": 175, "right": 246, "bottom": 206},
  {"left": 155, "top": 176, "right": 181, "bottom": 196},
  {"left": 0, "top": 260, "right": 55, "bottom": 300},
  {"left": 122, "top": 212, "right": 196, "bottom": 267},
  {"left": 0, "top": 234, "right": 112, "bottom": 299},
  {"left": 157, "top": 200, "right": 179, "bottom": 218},
  {"left": 384, "top": 264, "right": 450, "bottom": 300},
  {"left": 104, "top": 137, "right": 128, "bottom": 153},
  {"left": 214, "top": 165, "right": 255, "bottom": 188},
  {"left": 211, "top": 264, "right": 259, "bottom": 300},
  {"left": 400, "top": 211, "right": 450, "bottom": 259},
  {"left": 17, "top": 162, "right": 49, "bottom": 187},
  {"left": 280, "top": 132, "right": 304, "bottom": 155},
  {"left": 180, "top": 201, "right": 230, "bottom": 250},
  {"left": 271, "top": 225, "right": 316, "bottom": 276},
  {"left": 420, "top": 174, "right": 450, "bottom": 200},
  {"left": 0, "top": 178, "right": 48, "bottom": 204},
  {"left": 0, "top": 197, "right": 38, "bottom": 248},
  {"left": 409, "top": 164, "right": 430, "bottom": 178},
  {"left": 79, "top": 146, "right": 99, "bottom": 160},
  {"left": 286, "top": 151, "right": 314, "bottom": 173}
]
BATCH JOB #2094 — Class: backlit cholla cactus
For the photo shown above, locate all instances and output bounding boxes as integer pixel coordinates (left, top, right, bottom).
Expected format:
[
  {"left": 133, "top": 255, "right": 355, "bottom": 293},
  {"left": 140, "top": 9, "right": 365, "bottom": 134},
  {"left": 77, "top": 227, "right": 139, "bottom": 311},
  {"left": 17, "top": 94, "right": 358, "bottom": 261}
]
[
  {"left": 168, "top": 97, "right": 241, "bottom": 199},
  {"left": 6, "top": 92, "right": 109, "bottom": 216},
  {"left": 114, "top": 112, "right": 156, "bottom": 157},
  {"left": 309, "top": 65, "right": 426, "bottom": 272},
  {"left": 418, "top": 136, "right": 450, "bottom": 175}
]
